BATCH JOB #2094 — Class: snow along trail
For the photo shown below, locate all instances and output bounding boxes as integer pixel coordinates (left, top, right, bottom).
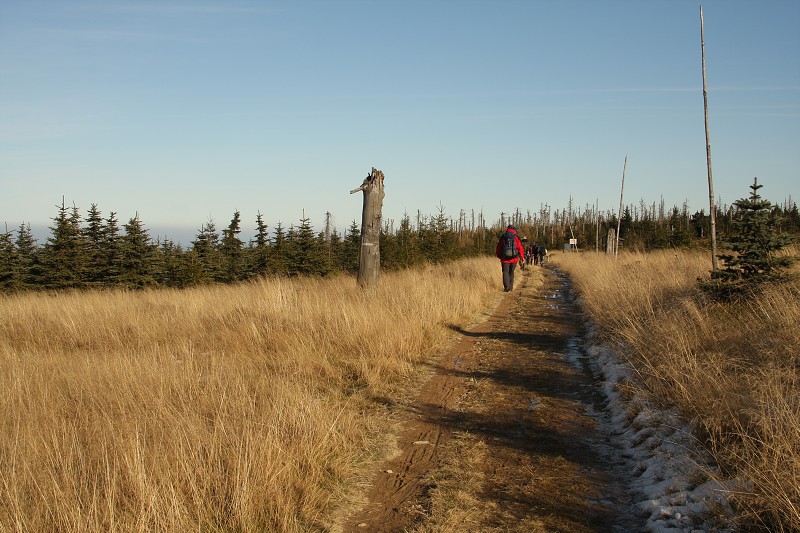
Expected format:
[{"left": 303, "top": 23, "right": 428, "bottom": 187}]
[{"left": 558, "top": 266, "right": 734, "bottom": 532}]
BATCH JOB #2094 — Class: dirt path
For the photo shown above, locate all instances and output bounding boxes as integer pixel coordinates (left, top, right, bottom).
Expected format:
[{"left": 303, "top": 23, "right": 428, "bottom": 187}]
[{"left": 343, "top": 266, "right": 643, "bottom": 532}]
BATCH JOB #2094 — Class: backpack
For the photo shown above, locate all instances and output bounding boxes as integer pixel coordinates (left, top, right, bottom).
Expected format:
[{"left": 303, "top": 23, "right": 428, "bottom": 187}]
[{"left": 501, "top": 232, "right": 518, "bottom": 259}]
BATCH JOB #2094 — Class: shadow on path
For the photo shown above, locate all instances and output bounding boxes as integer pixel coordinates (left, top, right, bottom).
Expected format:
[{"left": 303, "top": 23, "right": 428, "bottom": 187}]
[{"left": 344, "top": 267, "right": 642, "bottom": 532}]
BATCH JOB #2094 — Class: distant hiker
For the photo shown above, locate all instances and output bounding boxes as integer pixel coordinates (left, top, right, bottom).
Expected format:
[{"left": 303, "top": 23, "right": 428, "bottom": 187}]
[
  {"left": 495, "top": 225, "right": 526, "bottom": 292},
  {"left": 522, "top": 239, "right": 533, "bottom": 265},
  {"left": 538, "top": 245, "right": 547, "bottom": 265},
  {"left": 519, "top": 237, "right": 531, "bottom": 265},
  {"left": 532, "top": 242, "right": 542, "bottom": 265}
]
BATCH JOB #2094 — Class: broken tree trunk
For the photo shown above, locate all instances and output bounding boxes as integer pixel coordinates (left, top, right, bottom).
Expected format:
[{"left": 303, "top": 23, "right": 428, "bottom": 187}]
[{"left": 350, "top": 167, "right": 385, "bottom": 287}]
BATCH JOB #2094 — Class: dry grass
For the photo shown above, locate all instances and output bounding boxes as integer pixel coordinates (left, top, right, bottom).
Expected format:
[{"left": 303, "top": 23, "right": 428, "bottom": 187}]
[
  {"left": 0, "top": 257, "right": 501, "bottom": 532},
  {"left": 552, "top": 248, "right": 800, "bottom": 530}
]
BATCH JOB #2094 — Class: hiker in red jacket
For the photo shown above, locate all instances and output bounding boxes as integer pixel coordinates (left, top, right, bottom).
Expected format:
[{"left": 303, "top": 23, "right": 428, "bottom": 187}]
[{"left": 495, "top": 225, "right": 526, "bottom": 292}]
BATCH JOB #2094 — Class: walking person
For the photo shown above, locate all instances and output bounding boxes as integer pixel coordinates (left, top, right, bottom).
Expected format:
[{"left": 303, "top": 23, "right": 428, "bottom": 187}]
[
  {"left": 495, "top": 225, "right": 526, "bottom": 292},
  {"left": 532, "top": 242, "right": 541, "bottom": 265},
  {"left": 525, "top": 243, "right": 534, "bottom": 266}
]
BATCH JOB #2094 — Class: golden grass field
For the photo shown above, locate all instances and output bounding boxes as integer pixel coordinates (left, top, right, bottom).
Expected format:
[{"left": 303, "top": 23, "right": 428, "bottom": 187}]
[
  {"left": 552, "top": 248, "right": 800, "bottom": 531},
  {"left": 2, "top": 249, "right": 797, "bottom": 531},
  {"left": 0, "top": 258, "right": 501, "bottom": 531}
]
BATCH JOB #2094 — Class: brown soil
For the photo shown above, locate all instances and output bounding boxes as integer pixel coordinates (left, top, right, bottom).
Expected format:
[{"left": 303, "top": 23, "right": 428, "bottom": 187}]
[{"left": 342, "top": 266, "right": 642, "bottom": 532}]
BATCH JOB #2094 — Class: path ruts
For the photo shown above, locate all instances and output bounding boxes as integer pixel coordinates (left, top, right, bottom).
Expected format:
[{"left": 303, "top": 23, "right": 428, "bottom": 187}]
[{"left": 344, "top": 267, "right": 642, "bottom": 532}]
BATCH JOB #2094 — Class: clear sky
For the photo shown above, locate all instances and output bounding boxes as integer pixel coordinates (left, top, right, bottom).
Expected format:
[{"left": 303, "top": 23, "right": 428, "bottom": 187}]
[{"left": 2, "top": 0, "right": 798, "bottom": 245}]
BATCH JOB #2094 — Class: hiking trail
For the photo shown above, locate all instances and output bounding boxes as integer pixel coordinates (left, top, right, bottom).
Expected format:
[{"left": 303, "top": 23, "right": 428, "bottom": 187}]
[{"left": 343, "top": 266, "right": 644, "bottom": 532}]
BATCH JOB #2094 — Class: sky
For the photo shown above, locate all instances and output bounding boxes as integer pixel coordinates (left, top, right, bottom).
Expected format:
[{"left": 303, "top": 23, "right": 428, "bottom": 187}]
[{"left": 1, "top": 0, "right": 798, "bottom": 245}]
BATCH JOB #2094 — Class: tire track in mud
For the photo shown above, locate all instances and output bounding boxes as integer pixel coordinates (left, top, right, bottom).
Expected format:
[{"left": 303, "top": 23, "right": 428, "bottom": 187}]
[{"left": 344, "top": 267, "right": 643, "bottom": 532}]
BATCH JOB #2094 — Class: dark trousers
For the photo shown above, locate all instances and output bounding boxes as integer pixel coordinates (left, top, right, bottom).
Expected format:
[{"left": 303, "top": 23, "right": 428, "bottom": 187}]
[{"left": 501, "top": 262, "right": 517, "bottom": 292}]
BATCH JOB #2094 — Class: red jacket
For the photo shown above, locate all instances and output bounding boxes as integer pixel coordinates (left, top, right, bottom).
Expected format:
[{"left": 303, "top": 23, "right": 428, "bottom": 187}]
[{"left": 495, "top": 228, "right": 526, "bottom": 264}]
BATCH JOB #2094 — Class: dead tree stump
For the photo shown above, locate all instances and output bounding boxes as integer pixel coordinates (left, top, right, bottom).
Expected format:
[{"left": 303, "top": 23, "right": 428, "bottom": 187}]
[{"left": 350, "top": 168, "right": 385, "bottom": 287}]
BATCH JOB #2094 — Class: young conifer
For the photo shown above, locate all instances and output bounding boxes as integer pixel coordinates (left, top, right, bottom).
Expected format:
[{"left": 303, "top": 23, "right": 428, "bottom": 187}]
[
  {"left": 82, "top": 204, "right": 106, "bottom": 286},
  {"left": 0, "top": 226, "right": 17, "bottom": 290},
  {"left": 250, "top": 211, "right": 271, "bottom": 277},
  {"left": 340, "top": 220, "right": 361, "bottom": 273},
  {"left": 220, "top": 211, "right": 244, "bottom": 283},
  {"left": 703, "top": 178, "right": 795, "bottom": 299},
  {"left": 190, "top": 219, "right": 222, "bottom": 283},
  {"left": 286, "top": 214, "right": 320, "bottom": 276},
  {"left": 42, "top": 199, "right": 87, "bottom": 288},
  {"left": 14, "top": 223, "right": 39, "bottom": 288},
  {"left": 270, "top": 222, "right": 289, "bottom": 276},
  {"left": 119, "top": 214, "right": 156, "bottom": 288},
  {"left": 155, "top": 238, "right": 185, "bottom": 287},
  {"left": 102, "top": 212, "right": 123, "bottom": 285}
]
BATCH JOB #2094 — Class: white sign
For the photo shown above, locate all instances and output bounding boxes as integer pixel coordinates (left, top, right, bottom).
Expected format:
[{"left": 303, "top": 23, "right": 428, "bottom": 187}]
[{"left": 569, "top": 238, "right": 577, "bottom": 245}]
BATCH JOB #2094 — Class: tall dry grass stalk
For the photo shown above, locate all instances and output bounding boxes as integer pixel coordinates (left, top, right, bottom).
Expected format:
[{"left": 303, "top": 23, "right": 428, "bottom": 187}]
[
  {"left": 553, "top": 249, "right": 800, "bottom": 530},
  {"left": 0, "top": 257, "right": 501, "bottom": 531}
]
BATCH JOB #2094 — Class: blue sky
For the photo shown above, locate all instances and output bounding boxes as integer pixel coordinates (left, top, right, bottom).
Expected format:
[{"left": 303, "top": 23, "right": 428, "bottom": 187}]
[{"left": 1, "top": 0, "right": 798, "bottom": 245}]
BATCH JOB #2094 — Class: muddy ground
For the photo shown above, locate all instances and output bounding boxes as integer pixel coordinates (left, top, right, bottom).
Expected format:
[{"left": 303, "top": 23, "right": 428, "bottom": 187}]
[{"left": 342, "top": 266, "right": 647, "bottom": 532}]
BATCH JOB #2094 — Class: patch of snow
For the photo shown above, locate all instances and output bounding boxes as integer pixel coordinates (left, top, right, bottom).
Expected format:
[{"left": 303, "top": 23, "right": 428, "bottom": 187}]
[{"left": 579, "top": 333, "right": 735, "bottom": 531}]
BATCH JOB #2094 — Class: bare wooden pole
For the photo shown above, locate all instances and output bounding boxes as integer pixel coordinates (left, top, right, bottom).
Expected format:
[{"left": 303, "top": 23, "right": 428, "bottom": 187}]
[
  {"left": 350, "top": 167, "right": 385, "bottom": 287},
  {"left": 615, "top": 155, "right": 627, "bottom": 257},
  {"left": 701, "top": 6, "right": 719, "bottom": 271},
  {"left": 595, "top": 198, "right": 599, "bottom": 253}
]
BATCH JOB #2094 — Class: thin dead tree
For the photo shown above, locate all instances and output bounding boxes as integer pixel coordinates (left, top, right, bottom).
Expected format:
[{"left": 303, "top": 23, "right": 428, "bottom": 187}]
[
  {"left": 700, "top": 6, "right": 719, "bottom": 271},
  {"left": 595, "top": 198, "right": 600, "bottom": 253},
  {"left": 350, "top": 167, "right": 385, "bottom": 287},
  {"left": 615, "top": 155, "right": 627, "bottom": 257}
]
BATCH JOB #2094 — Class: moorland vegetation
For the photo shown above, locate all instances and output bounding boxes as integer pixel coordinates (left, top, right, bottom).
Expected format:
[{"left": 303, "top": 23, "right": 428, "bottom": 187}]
[{"left": 1, "top": 184, "right": 798, "bottom": 530}]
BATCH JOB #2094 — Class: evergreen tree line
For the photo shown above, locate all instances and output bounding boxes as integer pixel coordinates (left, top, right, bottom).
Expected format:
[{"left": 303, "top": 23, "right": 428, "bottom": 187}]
[
  {"left": 500, "top": 195, "right": 799, "bottom": 253},
  {"left": 0, "top": 201, "right": 497, "bottom": 291},
  {"left": 2, "top": 193, "right": 798, "bottom": 292}
]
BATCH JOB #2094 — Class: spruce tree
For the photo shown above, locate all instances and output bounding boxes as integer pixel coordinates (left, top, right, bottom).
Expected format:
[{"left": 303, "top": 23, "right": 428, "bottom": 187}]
[
  {"left": 220, "top": 211, "right": 244, "bottom": 283},
  {"left": 340, "top": 220, "right": 361, "bottom": 273},
  {"left": 102, "top": 212, "right": 123, "bottom": 285},
  {"left": 668, "top": 207, "right": 692, "bottom": 248},
  {"left": 395, "top": 214, "right": 419, "bottom": 268},
  {"left": 703, "top": 178, "right": 795, "bottom": 299},
  {"left": 14, "top": 223, "right": 40, "bottom": 288},
  {"left": 417, "top": 218, "right": 438, "bottom": 263},
  {"left": 250, "top": 211, "right": 271, "bottom": 277},
  {"left": 431, "top": 205, "right": 459, "bottom": 262},
  {"left": 0, "top": 226, "right": 17, "bottom": 291},
  {"left": 286, "top": 215, "right": 318, "bottom": 276},
  {"left": 314, "top": 230, "right": 334, "bottom": 276},
  {"left": 42, "top": 199, "right": 87, "bottom": 289},
  {"left": 82, "top": 204, "right": 106, "bottom": 286},
  {"left": 328, "top": 228, "right": 343, "bottom": 272},
  {"left": 119, "top": 214, "right": 156, "bottom": 288},
  {"left": 379, "top": 223, "right": 400, "bottom": 270},
  {"left": 190, "top": 219, "right": 222, "bottom": 283},
  {"left": 270, "top": 222, "right": 289, "bottom": 276},
  {"left": 154, "top": 238, "right": 185, "bottom": 287},
  {"left": 786, "top": 203, "right": 800, "bottom": 232},
  {"left": 183, "top": 249, "right": 205, "bottom": 287}
]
